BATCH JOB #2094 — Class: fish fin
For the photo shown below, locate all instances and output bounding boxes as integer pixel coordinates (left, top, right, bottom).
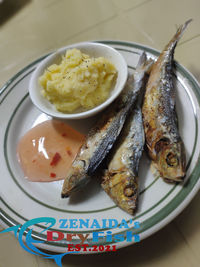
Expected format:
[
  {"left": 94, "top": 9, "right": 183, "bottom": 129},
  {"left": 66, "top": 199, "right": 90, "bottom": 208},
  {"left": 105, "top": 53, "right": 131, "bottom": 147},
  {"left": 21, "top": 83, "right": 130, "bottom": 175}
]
[{"left": 150, "top": 161, "right": 160, "bottom": 178}]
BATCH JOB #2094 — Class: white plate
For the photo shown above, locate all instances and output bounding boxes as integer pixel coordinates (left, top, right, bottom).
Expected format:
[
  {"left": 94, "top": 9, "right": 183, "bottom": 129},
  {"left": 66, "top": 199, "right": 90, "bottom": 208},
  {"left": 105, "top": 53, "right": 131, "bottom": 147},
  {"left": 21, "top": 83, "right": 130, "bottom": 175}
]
[{"left": 1, "top": 41, "right": 200, "bottom": 254}]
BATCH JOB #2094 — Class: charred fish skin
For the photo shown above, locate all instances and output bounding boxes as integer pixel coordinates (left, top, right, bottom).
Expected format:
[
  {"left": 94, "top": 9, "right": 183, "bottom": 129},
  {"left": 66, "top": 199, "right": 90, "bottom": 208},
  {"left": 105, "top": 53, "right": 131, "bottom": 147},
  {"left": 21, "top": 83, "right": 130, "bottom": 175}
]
[
  {"left": 101, "top": 53, "right": 153, "bottom": 215},
  {"left": 61, "top": 64, "right": 148, "bottom": 198},
  {"left": 142, "top": 20, "right": 191, "bottom": 182}
]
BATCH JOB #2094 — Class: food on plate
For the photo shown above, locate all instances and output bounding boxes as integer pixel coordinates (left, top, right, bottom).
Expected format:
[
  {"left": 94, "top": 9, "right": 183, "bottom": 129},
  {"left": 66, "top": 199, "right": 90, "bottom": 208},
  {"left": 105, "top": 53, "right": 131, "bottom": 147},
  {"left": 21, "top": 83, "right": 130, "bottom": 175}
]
[
  {"left": 17, "top": 120, "right": 85, "bottom": 182},
  {"left": 39, "top": 48, "right": 117, "bottom": 113},
  {"left": 101, "top": 53, "right": 152, "bottom": 215},
  {"left": 142, "top": 20, "right": 191, "bottom": 182},
  {"left": 16, "top": 21, "right": 191, "bottom": 215},
  {"left": 61, "top": 52, "right": 153, "bottom": 198}
]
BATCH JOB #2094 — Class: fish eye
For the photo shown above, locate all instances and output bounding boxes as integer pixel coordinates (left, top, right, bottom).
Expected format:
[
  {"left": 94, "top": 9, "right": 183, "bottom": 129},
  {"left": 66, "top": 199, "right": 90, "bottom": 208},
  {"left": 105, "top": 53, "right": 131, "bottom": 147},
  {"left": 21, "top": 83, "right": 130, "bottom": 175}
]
[
  {"left": 166, "top": 152, "right": 179, "bottom": 167},
  {"left": 124, "top": 186, "right": 136, "bottom": 197}
]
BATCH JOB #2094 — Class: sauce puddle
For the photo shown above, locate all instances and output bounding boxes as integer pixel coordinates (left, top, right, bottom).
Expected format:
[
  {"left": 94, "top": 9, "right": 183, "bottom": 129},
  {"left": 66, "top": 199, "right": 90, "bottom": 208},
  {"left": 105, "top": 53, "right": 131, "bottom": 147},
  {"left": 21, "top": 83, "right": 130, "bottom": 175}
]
[{"left": 17, "top": 120, "right": 85, "bottom": 182}]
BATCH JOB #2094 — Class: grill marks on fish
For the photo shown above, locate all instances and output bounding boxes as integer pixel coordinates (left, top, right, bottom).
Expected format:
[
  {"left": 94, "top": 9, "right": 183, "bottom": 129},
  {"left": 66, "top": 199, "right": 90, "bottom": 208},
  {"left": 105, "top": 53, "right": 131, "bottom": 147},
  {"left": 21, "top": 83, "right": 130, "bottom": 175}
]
[
  {"left": 61, "top": 71, "right": 146, "bottom": 197},
  {"left": 142, "top": 20, "right": 191, "bottom": 182}
]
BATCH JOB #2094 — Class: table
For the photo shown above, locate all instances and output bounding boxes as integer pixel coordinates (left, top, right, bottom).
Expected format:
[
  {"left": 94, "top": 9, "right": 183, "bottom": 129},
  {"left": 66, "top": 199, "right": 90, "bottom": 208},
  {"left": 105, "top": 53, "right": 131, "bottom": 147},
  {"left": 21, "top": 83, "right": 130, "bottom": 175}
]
[{"left": 0, "top": 0, "right": 200, "bottom": 266}]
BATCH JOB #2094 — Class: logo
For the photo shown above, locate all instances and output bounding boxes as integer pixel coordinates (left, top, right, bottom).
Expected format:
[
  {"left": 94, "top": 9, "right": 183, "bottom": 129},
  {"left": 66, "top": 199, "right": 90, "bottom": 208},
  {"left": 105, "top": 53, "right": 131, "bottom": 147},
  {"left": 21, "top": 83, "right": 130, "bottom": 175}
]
[{"left": 0, "top": 217, "right": 140, "bottom": 266}]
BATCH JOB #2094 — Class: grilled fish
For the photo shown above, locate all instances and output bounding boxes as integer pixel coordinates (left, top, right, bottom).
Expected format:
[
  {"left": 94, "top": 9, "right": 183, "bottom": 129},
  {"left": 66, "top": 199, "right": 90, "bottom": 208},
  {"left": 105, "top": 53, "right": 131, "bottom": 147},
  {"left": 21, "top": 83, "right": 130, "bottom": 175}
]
[
  {"left": 102, "top": 105, "right": 144, "bottom": 214},
  {"left": 101, "top": 53, "right": 152, "bottom": 215},
  {"left": 142, "top": 20, "right": 191, "bottom": 182},
  {"left": 61, "top": 54, "right": 149, "bottom": 198}
]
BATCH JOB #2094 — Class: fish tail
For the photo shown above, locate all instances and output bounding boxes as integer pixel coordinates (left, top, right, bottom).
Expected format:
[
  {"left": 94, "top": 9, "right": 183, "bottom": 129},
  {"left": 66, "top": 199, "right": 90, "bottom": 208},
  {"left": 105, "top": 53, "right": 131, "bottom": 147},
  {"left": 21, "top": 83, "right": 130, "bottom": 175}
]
[
  {"left": 135, "top": 52, "right": 154, "bottom": 104},
  {"left": 137, "top": 52, "right": 147, "bottom": 68},
  {"left": 137, "top": 52, "right": 154, "bottom": 74},
  {"left": 165, "top": 19, "right": 192, "bottom": 52},
  {"left": 175, "top": 19, "right": 192, "bottom": 42}
]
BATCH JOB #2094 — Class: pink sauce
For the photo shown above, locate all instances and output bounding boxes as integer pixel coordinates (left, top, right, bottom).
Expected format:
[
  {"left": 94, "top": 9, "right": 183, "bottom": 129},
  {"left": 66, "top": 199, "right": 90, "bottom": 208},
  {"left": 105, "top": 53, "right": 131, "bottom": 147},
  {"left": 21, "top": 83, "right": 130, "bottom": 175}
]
[{"left": 17, "top": 120, "right": 85, "bottom": 182}]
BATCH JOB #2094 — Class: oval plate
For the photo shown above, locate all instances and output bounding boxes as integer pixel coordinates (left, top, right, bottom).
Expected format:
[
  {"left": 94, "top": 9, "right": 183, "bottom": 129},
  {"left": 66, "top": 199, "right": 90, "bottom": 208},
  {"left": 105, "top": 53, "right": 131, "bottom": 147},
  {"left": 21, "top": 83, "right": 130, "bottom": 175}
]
[{"left": 0, "top": 41, "right": 200, "bottom": 254}]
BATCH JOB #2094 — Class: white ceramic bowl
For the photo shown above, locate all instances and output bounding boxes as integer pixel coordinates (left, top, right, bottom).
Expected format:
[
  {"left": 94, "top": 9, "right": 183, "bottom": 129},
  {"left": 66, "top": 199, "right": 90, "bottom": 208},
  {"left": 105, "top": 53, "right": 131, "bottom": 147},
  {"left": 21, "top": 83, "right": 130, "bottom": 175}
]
[{"left": 29, "top": 42, "right": 128, "bottom": 119}]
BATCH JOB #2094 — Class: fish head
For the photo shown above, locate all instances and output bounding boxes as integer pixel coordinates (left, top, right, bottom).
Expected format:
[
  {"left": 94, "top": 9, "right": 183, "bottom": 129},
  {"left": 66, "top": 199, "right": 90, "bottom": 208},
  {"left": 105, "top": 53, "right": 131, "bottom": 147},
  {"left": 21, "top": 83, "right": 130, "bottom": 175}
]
[
  {"left": 61, "top": 160, "right": 90, "bottom": 197},
  {"left": 102, "top": 171, "right": 138, "bottom": 215},
  {"left": 155, "top": 140, "right": 186, "bottom": 181}
]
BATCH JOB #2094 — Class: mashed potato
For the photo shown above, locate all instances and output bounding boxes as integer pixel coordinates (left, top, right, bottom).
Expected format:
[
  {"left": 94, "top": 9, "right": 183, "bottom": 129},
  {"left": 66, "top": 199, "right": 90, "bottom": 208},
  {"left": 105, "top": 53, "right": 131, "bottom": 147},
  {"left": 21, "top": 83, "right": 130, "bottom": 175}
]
[{"left": 39, "top": 48, "right": 117, "bottom": 113}]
